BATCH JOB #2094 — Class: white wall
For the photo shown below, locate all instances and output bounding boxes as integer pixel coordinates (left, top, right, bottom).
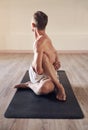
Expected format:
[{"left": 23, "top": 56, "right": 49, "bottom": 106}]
[{"left": 0, "top": 0, "right": 88, "bottom": 51}]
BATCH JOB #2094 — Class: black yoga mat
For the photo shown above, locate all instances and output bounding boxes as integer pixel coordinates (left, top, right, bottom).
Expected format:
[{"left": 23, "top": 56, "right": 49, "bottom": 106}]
[{"left": 4, "top": 70, "right": 84, "bottom": 119}]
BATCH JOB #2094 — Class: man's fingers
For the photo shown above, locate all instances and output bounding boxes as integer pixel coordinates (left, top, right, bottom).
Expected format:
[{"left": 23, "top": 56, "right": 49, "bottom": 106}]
[{"left": 53, "top": 61, "right": 61, "bottom": 70}]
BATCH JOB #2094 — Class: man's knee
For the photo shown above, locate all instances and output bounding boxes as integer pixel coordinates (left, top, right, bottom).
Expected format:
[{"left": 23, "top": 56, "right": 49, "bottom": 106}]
[{"left": 39, "top": 80, "right": 54, "bottom": 95}]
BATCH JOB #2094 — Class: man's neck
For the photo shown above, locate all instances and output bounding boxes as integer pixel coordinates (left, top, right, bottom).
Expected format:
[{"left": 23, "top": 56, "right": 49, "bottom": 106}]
[{"left": 34, "top": 29, "right": 46, "bottom": 39}]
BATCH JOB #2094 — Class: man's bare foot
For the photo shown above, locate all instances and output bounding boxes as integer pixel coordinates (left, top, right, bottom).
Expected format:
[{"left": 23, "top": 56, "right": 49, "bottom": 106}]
[
  {"left": 56, "top": 84, "right": 66, "bottom": 101},
  {"left": 14, "top": 81, "right": 30, "bottom": 89}
]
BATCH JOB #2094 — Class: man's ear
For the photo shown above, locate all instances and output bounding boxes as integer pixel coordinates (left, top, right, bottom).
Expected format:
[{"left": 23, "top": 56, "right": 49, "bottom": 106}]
[{"left": 32, "top": 23, "right": 36, "bottom": 28}]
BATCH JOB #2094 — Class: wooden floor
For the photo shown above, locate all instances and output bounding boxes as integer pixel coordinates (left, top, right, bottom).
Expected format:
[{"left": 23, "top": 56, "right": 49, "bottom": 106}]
[{"left": 0, "top": 53, "right": 88, "bottom": 130}]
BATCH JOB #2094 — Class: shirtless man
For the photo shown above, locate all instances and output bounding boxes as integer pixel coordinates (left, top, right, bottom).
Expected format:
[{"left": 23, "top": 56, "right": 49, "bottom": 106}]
[{"left": 15, "top": 11, "right": 66, "bottom": 101}]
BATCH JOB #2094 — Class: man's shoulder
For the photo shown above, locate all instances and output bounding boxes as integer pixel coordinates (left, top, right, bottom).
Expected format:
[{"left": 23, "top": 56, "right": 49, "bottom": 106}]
[
  {"left": 34, "top": 38, "right": 43, "bottom": 52},
  {"left": 35, "top": 36, "right": 48, "bottom": 48},
  {"left": 37, "top": 36, "right": 46, "bottom": 43}
]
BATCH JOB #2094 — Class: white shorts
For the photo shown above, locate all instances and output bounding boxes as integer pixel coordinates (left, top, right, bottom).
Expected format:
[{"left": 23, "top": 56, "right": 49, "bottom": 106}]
[{"left": 29, "top": 66, "right": 48, "bottom": 83}]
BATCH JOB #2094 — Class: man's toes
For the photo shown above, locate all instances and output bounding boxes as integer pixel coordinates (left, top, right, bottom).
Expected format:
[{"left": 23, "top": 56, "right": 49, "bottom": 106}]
[
  {"left": 14, "top": 85, "right": 19, "bottom": 88},
  {"left": 56, "top": 94, "right": 66, "bottom": 101},
  {"left": 14, "top": 84, "right": 22, "bottom": 88},
  {"left": 14, "top": 83, "right": 28, "bottom": 88}
]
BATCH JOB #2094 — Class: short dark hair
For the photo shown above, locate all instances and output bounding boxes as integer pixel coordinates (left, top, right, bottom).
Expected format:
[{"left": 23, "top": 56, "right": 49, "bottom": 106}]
[{"left": 33, "top": 11, "right": 48, "bottom": 30}]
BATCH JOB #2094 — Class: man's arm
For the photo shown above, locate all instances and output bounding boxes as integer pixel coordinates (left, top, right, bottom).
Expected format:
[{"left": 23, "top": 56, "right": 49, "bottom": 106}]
[{"left": 34, "top": 45, "right": 44, "bottom": 75}]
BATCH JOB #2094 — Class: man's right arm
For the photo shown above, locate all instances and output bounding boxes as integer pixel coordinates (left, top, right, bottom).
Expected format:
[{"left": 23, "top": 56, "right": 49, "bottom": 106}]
[{"left": 34, "top": 42, "right": 44, "bottom": 75}]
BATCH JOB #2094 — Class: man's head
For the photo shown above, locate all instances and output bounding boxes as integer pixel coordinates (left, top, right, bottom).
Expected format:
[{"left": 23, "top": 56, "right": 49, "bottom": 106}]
[{"left": 31, "top": 11, "right": 48, "bottom": 31}]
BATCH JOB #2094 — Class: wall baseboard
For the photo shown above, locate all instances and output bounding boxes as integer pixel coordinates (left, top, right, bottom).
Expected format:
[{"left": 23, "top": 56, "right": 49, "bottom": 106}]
[
  {"left": 57, "top": 50, "right": 88, "bottom": 54},
  {"left": 0, "top": 50, "right": 33, "bottom": 54},
  {"left": 0, "top": 50, "right": 88, "bottom": 54}
]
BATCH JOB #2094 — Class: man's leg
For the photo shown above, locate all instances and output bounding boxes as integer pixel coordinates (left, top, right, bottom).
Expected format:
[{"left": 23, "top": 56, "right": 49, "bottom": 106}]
[
  {"left": 42, "top": 54, "right": 66, "bottom": 101},
  {"left": 15, "top": 54, "right": 66, "bottom": 100},
  {"left": 15, "top": 78, "right": 54, "bottom": 95}
]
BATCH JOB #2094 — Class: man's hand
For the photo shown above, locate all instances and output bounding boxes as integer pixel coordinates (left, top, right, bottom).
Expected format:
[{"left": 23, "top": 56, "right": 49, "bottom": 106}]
[{"left": 53, "top": 61, "right": 61, "bottom": 70}]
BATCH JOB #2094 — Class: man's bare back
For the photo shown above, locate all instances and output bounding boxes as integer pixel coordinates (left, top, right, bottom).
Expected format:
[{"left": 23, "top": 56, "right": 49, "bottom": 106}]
[{"left": 32, "top": 35, "right": 59, "bottom": 74}]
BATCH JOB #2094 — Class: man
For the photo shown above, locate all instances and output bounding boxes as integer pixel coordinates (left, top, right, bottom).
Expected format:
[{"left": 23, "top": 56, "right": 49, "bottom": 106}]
[{"left": 15, "top": 11, "right": 66, "bottom": 101}]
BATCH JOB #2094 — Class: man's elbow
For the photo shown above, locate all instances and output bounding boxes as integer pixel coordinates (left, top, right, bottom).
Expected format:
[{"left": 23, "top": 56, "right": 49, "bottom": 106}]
[{"left": 36, "top": 68, "right": 43, "bottom": 75}]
